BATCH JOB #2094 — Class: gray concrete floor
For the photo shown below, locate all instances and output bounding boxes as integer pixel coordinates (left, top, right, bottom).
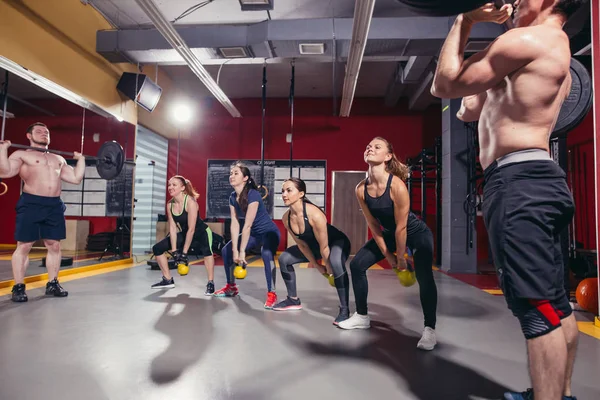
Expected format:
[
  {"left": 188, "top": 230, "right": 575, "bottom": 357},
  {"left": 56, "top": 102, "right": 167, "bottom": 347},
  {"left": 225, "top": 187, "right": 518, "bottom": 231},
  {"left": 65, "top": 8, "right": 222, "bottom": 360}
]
[{"left": 0, "top": 265, "right": 598, "bottom": 400}]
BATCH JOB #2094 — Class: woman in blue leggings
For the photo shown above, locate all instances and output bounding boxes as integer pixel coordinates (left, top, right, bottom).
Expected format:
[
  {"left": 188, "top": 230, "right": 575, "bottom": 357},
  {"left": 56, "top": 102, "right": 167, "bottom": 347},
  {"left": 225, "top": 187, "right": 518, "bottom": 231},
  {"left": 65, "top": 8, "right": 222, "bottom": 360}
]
[{"left": 214, "top": 162, "right": 280, "bottom": 309}]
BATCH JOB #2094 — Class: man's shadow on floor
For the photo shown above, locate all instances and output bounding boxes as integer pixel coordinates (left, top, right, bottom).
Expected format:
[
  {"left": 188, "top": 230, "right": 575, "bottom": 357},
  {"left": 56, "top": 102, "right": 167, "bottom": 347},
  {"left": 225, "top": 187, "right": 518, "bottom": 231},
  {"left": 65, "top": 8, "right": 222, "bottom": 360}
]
[
  {"left": 235, "top": 282, "right": 511, "bottom": 400},
  {"left": 143, "top": 291, "right": 228, "bottom": 385},
  {"left": 291, "top": 307, "right": 511, "bottom": 399}
]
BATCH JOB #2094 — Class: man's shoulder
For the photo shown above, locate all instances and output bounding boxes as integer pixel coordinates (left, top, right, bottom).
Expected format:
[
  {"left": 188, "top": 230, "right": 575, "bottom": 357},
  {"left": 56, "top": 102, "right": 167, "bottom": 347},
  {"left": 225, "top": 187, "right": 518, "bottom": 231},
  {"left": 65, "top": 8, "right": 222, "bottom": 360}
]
[
  {"left": 8, "top": 149, "right": 25, "bottom": 159},
  {"left": 498, "top": 25, "right": 568, "bottom": 53}
]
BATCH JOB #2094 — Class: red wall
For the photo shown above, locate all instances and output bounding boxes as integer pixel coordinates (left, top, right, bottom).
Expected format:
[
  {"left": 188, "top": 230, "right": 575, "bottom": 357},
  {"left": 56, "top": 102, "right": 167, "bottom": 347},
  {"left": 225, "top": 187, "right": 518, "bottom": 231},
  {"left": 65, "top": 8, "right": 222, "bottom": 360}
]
[
  {"left": 567, "top": 111, "right": 597, "bottom": 250},
  {"left": 167, "top": 98, "right": 441, "bottom": 252},
  {"left": 0, "top": 113, "right": 135, "bottom": 243}
]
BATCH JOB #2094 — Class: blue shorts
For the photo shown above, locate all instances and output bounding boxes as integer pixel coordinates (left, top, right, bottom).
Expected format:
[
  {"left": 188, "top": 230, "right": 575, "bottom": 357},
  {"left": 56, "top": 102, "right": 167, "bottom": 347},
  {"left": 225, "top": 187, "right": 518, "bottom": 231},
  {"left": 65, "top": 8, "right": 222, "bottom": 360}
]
[{"left": 15, "top": 193, "right": 67, "bottom": 242}]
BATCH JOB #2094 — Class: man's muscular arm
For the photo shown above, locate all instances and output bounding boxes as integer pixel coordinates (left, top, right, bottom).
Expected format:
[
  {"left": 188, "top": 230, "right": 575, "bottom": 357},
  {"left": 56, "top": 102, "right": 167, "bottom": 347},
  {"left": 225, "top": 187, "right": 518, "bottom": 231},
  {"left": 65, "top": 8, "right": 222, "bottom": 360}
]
[
  {"left": 0, "top": 143, "right": 23, "bottom": 178},
  {"left": 431, "top": 6, "right": 535, "bottom": 99},
  {"left": 60, "top": 153, "right": 85, "bottom": 184},
  {"left": 457, "top": 92, "right": 487, "bottom": 122}
]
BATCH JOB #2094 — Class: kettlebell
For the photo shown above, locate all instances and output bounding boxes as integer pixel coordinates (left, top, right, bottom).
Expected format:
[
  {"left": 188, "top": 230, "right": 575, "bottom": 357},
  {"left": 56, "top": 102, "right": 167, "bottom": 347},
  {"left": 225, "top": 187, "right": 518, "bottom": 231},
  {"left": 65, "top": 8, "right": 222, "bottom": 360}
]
[
  {"left": 233, "top": 263, "right": 247, "bottom": 279},
  {"left": 396, "top": 268, "right": 416, "bottom": 287},
  {"left": 177, "top": 263, "right": 189, "bottom": 276},
  {"left": 322, "top": 273, "right": 335, "bottom": 287}
]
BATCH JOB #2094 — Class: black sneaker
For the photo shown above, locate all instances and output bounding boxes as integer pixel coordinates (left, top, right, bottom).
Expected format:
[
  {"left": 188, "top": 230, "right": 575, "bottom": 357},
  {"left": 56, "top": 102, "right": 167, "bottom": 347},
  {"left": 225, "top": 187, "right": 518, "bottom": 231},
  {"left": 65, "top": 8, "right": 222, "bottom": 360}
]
[
  {"left": 45, "top": 279, "right": 68, "bottom": 297},
  {"left": 333, "top": 307, "right": 350, "bottom": 325},
  {"left": 151, "top": 276, "right": 175, "bottom": 289},
  {"left": 504, "top": 389, "right": 576, "bottom": 400},
  {"left": 204, "top": 281, "right": 215, "bottom": 296},
  {"left": 11, "top": 283, "right": 28, "bottom": 302},
  {"left": 272, "top": 296, "right": 302, "bottom": 311}
]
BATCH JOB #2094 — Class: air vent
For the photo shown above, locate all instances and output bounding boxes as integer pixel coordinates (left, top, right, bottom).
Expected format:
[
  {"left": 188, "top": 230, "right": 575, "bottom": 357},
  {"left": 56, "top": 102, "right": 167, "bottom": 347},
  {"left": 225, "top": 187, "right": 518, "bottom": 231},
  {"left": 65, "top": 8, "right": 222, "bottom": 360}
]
[
  {"left": 219, "top": 47, "right": 249, "bottom": 58},
  {"left": 465, "top": 41, "right": 491, "bottom": 53},
  {"left": 239, "top": 0, "right": 273, "bottom": 11},
  {"left": 299, "top": 43, "right": 325, "bottom": 55}
]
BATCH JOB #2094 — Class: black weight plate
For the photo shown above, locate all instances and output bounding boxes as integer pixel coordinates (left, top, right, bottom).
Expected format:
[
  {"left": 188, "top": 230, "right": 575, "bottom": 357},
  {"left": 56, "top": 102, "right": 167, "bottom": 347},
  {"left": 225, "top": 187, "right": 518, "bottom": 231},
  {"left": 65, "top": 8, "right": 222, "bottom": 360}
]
[
  {"left": 552, "top": 58, "right": 593, "bottom": 138},
  {"left": 96, "top": 141, "right": 124, "bottom": 180},
  {"left": 396, "top": 0, "right": 489, "bottom": 16}
]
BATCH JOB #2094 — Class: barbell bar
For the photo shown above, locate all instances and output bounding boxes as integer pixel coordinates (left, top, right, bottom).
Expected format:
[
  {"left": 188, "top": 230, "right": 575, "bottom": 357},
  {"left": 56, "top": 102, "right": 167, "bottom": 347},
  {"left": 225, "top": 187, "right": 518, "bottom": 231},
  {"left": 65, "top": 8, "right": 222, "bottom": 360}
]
[{"left": 5, "top": 140, "right": 130, "bottom": 180}]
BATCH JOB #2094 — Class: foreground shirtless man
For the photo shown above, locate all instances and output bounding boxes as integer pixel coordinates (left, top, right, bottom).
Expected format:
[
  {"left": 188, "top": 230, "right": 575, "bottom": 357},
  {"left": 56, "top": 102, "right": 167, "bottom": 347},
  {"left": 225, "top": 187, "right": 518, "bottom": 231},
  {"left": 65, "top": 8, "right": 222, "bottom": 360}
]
[
  {"left": 431, "top": 1, "right": 584, "bottom": 399},
  {"left": 0, "top": 122, "right": 85, "bottom": 302}
]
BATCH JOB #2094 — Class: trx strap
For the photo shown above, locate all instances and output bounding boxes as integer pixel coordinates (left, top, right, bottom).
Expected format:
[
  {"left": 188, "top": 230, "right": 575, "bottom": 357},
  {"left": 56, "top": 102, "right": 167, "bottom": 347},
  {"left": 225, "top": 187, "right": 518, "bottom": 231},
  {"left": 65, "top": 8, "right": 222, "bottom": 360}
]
[
  {"left": 259, "top": 62, "right": 268, "bottom": 199},
  {"left": 289, "top": 60, "right": 295, "bottom": 177}
]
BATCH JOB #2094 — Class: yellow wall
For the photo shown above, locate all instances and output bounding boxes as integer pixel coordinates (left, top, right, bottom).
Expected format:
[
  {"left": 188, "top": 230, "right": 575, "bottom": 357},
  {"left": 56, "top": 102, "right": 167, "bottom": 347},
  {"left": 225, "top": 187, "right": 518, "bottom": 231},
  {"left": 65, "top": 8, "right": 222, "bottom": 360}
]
[{"left": 0, "top": 0, "right": 178, "bottom": 138}]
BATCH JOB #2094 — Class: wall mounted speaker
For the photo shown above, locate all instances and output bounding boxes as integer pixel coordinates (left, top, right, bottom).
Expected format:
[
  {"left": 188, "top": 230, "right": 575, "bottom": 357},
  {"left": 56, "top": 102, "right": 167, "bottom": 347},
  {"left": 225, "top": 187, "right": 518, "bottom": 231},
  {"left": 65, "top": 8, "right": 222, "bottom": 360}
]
[{"left": 116, "top": 73, "right": 162, "bottom": 113}]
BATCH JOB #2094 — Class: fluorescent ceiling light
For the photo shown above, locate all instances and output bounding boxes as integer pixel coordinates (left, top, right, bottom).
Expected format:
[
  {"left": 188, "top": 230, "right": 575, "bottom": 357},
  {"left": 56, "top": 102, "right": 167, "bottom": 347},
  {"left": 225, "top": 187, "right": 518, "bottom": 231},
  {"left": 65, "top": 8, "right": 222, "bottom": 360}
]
[{"left": 134, "top": 0, "right": 241, "bottom": 118}]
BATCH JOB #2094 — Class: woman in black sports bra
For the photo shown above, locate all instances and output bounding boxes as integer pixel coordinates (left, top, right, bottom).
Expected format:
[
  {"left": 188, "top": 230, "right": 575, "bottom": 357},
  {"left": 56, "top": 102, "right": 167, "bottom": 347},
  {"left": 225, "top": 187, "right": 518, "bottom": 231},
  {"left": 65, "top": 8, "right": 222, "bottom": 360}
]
[
  {"left": 273, "top": 178, "right": 352, "bottom": 325},
  {"left": 337, "top": 137, "right": 439, "bottom": 351},
  {"left": 151, "top": 175, "right": 216, "bottom": 295}
]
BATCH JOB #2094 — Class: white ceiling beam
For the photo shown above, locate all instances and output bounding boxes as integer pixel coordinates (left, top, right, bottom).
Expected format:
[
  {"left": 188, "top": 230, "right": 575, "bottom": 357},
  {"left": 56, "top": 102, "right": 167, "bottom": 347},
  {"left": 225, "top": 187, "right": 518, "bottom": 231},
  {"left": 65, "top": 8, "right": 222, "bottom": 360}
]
[
  {"left": 133, "top": 0, "right": 241, "bottom": 118},
  {"left": 339, "top": 0, "right": 376, "bottom": 117}
]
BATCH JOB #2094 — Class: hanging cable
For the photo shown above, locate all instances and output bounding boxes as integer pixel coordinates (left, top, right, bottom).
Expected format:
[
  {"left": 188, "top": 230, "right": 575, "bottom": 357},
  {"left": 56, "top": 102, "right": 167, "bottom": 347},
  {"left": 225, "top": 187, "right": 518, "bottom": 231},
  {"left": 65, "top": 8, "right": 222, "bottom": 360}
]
[
  {"left": 172, "top": 1, "right": 213, "bottom": 23},
  {"left": 258, "top": 61, "right": 268, "bottom": 200},
  {"left": 289, "top": 59, "right": 295, "bottom": 177}
]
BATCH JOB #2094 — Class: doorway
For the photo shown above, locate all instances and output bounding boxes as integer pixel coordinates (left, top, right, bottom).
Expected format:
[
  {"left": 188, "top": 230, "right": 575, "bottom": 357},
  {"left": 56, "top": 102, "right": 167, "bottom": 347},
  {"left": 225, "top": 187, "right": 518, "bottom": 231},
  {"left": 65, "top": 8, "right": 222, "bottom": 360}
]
[{"left": 331, "top": 171, "right": 368, "bottom": 255}]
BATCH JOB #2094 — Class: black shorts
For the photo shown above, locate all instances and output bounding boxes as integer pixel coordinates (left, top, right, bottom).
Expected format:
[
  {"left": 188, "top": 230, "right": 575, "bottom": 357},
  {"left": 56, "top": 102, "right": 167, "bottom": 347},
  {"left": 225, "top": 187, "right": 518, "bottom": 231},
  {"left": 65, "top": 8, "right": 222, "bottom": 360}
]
[
  {"left": 152, "top": 226, "right": 213, "bottom": 257},
  {"left": 482, "top": 154, "right": 574, "bottom": 309},
  {"left": 15, "top": 192, "right": 66, "bottom": 242}
]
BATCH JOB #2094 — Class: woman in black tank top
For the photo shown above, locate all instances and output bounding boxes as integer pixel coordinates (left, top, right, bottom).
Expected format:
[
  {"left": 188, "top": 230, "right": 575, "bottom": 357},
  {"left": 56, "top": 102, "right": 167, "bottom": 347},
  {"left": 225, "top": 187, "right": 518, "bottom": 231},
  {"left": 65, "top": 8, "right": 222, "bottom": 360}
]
[
  {"left": 337, "top": 137, "right": 439, "bottom": 351},
  {"left": 272, "top": 178, "right": 352, "bottom": 325},
  {"left": 151, "top": 175, "right": 216, "bottom": 295}
]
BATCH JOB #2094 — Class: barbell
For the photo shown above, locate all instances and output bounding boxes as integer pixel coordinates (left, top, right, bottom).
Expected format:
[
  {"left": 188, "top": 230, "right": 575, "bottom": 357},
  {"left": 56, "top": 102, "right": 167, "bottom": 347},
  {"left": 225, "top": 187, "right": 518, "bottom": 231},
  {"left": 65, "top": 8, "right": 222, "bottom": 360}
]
[{"left": 6, "top": 140, "right": 128, "bottom": 180}]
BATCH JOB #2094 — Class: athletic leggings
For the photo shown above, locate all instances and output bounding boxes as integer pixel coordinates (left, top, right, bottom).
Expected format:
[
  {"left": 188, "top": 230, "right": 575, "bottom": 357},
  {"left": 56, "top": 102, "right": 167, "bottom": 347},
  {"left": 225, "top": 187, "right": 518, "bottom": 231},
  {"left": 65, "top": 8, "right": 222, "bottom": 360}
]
[
  {"left": 278, "top": 235, "right": 351, "bottom": 309},
  {"left": 222, "top": 230, "right": 280, "bottom": 292},
  {"left": 350, "top": 229, "right": 438, "bottom": 329}
]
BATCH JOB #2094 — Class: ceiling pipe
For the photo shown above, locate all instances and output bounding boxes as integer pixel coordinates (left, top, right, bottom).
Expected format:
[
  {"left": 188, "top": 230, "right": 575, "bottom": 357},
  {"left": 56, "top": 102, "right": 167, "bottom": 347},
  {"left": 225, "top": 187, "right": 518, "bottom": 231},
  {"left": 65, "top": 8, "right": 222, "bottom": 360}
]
[{"left": 133, "top": 0, "right": 241, "bottom": 118}]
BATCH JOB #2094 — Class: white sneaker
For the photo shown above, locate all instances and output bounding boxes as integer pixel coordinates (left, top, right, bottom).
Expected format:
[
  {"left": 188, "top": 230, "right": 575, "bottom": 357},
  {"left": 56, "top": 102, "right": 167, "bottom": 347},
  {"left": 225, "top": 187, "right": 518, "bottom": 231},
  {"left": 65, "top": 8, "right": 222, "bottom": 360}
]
[
  {"left": 417, "top": 327, "right": 436, "bottom": 350},
  {"left": 337, "top": 312, "right": 371, "bottom": 330}
]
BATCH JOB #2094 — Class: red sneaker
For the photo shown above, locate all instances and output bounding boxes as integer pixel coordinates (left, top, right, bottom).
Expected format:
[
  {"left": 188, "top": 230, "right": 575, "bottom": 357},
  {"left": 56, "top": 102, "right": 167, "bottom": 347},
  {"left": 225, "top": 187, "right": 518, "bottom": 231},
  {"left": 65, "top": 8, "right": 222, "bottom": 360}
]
[
  {"left": 264, "top": 291, "right": 277, "bottom": 309},
  {"left": 213, "top": 283, "right": 238, "bottom": 297}
]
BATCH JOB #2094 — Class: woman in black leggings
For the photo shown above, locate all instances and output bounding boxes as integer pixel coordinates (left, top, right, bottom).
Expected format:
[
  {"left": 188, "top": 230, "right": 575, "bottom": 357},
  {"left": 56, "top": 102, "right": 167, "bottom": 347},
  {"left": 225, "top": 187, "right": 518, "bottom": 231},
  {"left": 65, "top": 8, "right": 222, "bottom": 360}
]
[
  {"left": 338, "top": 137, "right": 438, "bottom": 351},
  {"left": 273, "top": 178, "right": 352, "bottom": 325}
]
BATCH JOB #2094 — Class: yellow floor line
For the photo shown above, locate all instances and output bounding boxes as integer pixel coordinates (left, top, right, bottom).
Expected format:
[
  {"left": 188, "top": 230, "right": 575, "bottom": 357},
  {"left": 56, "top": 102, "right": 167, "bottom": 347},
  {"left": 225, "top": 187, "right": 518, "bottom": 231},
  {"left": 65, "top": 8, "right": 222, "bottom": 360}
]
[
  {"left": 0, "top": 254, "right": 105, "bottom": 264},
  {"left": 0, "top": 258, "right": 133, "bottom": 290},
  {"left": 577, "top": 321, "right": 600, "bottom": 340},
  {"left": 596, "top": 316, "right": 600, "bottom": 328},
  {"left": 0, "top": 259, "right": 139, "bottom": 296},
  {"left": 483, "top": 289, "right": 504, "bottom": 295}
]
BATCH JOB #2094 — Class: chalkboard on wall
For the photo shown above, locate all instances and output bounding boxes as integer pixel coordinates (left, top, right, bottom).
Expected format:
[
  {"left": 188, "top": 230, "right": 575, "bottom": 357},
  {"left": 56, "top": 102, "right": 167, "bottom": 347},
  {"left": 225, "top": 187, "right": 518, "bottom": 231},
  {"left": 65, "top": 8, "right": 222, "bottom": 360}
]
[{"left": 206, "top": 159, "right": 327, "bottom": 219}]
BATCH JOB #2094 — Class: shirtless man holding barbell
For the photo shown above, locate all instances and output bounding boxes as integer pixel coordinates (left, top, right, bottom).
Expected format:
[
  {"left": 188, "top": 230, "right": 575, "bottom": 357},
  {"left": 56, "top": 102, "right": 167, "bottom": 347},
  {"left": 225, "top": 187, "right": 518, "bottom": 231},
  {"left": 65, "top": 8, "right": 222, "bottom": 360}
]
[{"left": 0, "top": 122, "right": 85, "bottom": 302}]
